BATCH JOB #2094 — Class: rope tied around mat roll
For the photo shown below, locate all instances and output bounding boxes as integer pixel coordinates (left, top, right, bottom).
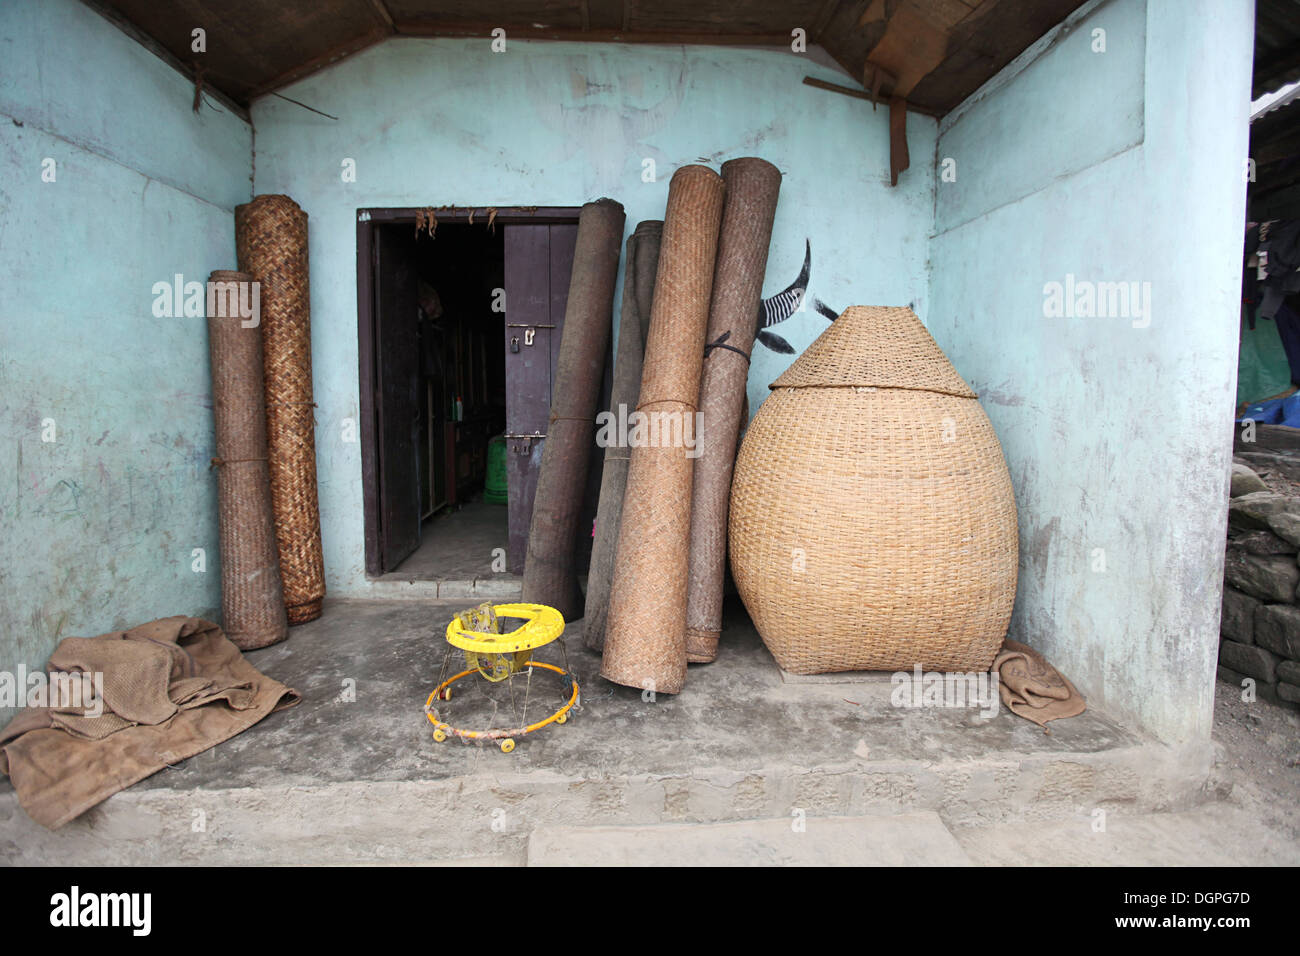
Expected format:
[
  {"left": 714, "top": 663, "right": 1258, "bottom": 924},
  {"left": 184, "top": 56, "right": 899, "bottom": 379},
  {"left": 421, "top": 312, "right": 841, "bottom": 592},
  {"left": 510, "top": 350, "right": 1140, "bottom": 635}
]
[
  {"left": 634, "top": 398, "right": 699, "bottom": 413},
  {"left": 703, "top": 330, "right": 752, "bottom": 364},
  {"left": 209, "top": 456, "right": 268, "bottom": 469}
]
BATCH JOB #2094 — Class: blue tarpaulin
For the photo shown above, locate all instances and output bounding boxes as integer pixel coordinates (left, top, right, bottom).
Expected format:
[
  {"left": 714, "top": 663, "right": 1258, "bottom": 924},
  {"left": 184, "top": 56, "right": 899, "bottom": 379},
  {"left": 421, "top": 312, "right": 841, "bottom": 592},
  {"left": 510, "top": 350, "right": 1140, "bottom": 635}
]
[{"left": 1240, "top": 391, "right": 1300, "bottom": 427}]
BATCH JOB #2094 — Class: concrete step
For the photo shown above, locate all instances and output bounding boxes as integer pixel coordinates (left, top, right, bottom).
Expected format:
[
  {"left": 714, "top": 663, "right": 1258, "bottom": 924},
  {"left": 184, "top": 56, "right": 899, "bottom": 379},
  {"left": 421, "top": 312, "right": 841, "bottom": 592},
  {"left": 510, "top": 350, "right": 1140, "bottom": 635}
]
[
  {"left": 951, "top": 801, "right": 1300, "bottom": 866},
  {"left": 527, "top": 812, "right": 972, "bottom": 866},
  {"left": 0, "top": 599, "right": 1214, "bottom": 865}
]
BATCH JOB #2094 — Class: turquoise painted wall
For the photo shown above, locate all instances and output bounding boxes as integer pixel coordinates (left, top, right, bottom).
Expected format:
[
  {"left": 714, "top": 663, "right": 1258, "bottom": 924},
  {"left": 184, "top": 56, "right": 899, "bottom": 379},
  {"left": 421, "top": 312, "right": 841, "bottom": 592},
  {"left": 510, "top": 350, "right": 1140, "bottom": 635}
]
[
  {"left": 250, "top": 38, "right": 938, "bottom": 597},
  {"left": 0, "top": 0, "right": 252, "bottom": 723},
  {"left": 0, "top": 0, "right": 1252, "bottom": 747},
  {"left": 927, "top": 0, "right": 1254, "bottom": 745}
]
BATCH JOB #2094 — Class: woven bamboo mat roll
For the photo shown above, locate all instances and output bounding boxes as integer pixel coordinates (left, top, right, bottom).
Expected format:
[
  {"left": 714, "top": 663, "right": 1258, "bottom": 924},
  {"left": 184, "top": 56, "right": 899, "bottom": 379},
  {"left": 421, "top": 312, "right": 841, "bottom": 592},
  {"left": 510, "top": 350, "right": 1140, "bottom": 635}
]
[
  {"left": 685, "top": 158, "right": 781, "bottom": 664},
  {"left": 601, "top": 166, "right": 725, "bottom": 694},
  {"left": 234, "top": 195, "right": 325, "bottom": 626},
  {"left": 523, "top": 198, "right": 626, "bottom": 621},
  {"left": 585, "top": 220, "right": 663, "bottom": 651},
  {"left": 206, "top": 271, "right": 288, "bottom": 650}
]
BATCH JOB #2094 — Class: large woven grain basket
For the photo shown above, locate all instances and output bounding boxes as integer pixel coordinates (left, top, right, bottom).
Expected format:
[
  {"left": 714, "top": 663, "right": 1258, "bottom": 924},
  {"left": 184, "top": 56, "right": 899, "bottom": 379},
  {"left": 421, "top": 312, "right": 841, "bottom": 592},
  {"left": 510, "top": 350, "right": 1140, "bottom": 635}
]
[
  {"left": 728, "top": 306, "right": 1018, "bottom": 673},
  {"left": 235, "top": 194, "right": 325, "bottom": 625}
]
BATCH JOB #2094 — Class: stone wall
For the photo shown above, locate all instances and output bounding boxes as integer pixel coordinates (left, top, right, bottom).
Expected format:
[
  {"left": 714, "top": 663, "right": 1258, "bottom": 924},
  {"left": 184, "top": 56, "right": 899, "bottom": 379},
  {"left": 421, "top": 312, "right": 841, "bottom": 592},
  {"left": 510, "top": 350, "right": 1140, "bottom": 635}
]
[{"left": 1220, "top": 461, "right": 1300, "bottom": 708}]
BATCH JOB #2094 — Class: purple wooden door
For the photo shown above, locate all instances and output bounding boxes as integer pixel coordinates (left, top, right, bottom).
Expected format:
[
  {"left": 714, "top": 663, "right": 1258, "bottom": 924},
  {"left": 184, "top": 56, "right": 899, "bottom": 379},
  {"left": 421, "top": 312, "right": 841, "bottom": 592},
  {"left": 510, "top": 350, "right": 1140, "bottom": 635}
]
[{"left": 504, "top": 223, "right": 577, "bottom": 573}]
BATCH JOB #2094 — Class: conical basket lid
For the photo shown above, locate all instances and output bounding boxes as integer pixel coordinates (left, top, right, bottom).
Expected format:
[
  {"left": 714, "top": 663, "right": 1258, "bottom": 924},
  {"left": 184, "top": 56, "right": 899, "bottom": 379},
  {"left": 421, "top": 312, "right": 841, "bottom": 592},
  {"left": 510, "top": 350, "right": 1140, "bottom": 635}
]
[{"left": 770, "top": 305, "right": 977, "bottom": 398}]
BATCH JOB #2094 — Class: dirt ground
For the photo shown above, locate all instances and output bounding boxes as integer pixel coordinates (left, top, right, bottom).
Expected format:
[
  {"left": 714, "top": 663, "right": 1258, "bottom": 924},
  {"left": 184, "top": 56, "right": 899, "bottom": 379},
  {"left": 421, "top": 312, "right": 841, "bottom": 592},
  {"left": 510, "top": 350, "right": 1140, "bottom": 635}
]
[
  {"left": 1208, "top": 675, "right": 1300, "bottom": 843},
  {"left": 1256, "top": 461, "right": 1300, "bottom": 497}
]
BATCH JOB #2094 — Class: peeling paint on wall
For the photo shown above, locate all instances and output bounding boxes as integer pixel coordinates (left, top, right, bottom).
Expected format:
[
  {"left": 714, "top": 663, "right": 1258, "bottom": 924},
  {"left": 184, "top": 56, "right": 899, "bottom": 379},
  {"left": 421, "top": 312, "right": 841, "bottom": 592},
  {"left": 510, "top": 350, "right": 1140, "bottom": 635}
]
[{"left": 0, "top": 0, "right": 251, "bottom": 725}]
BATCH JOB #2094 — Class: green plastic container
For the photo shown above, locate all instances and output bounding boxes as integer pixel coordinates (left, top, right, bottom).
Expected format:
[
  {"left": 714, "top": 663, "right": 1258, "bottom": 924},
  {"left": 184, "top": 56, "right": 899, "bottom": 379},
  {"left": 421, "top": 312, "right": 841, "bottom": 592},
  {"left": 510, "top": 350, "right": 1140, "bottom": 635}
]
[{"left": 485, "top": 435, "right": 508, "bottom": 504}]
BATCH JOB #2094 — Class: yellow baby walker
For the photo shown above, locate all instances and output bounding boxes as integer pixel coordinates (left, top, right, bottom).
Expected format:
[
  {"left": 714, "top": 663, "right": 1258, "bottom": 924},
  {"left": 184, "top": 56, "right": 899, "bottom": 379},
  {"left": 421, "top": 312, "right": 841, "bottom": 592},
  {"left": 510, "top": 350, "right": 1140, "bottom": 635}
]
[{"left": 424, "top": 602, "right": 579, "bottom": 753}]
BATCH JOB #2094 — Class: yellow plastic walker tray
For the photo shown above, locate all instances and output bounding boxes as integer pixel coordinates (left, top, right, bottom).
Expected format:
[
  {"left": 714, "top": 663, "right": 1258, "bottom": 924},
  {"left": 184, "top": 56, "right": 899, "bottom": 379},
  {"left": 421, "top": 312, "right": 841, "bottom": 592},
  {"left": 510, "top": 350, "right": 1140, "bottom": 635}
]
[{"left": 424, "top": 602, "right": 578, "bottom": 753}]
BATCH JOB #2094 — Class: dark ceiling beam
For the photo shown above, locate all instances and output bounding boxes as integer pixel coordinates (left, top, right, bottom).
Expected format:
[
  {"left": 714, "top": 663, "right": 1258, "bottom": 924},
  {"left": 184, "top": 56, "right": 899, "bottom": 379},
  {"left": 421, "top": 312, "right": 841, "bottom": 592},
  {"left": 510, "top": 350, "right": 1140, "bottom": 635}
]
[
  {"left": 584, "top": 0, "right": 626, "bottom": 32},
  {"left": 79, "top": 0, "right": 250, "bottom": 121},
  {"left": 367, "top": 0, "right": 396, "bottom": 32},
  {"left": 392, "top": 20, "right": 794, "bottom": 45},
  {"left": 246, "top": 26, "right": 390, "bottom": 102},
  {"left": 812, "top": 0, "right": 841, "bottom": 41},
  {"left": 802, "top": 76, "right": 943, "bottom": 117}
]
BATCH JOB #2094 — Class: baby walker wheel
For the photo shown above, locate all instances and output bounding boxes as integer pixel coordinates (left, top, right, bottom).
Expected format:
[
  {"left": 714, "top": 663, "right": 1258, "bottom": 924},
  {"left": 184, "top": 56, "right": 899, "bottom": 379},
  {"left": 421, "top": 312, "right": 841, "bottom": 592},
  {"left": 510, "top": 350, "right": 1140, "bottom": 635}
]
[
  {"left": 432, "top": 728, "right": 447, "bottom": 742},
  {"left": 500, "top": 738, "right": 516, "bottom": 753},
  {"left": 555, "top": 712, "right": 567, "bottom": 725}
]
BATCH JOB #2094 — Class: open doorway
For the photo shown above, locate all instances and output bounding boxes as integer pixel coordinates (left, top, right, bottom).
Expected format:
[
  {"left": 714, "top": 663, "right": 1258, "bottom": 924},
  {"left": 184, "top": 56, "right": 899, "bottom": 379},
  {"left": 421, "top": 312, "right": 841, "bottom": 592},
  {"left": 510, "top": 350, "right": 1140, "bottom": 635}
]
[{"left": 357, "top": 206, "right": 606, "bottom": 580}]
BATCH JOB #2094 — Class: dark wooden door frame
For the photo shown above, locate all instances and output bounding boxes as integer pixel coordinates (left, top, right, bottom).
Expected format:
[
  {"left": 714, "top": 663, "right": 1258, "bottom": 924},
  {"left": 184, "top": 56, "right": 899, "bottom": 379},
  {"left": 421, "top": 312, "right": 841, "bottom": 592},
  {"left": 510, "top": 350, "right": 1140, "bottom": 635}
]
[{"left": 357, "top": 205, "right": 584, "bottom": 577}]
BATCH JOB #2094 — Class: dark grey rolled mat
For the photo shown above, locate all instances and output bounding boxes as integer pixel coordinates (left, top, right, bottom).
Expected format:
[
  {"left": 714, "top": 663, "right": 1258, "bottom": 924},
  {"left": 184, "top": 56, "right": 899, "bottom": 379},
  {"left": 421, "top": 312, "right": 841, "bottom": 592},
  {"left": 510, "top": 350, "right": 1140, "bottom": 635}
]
[
  {"left": 523, "top": 198, "right": 626, "bottom": 621},
  {"left": 206, "top": 270, "right": 288, "bottom": 650},
  {"left": 686, "top": 158, "right": 782, "bottom": 664},
  {"left": 584, "top": 220, "right": 663, "bottom": 651}
]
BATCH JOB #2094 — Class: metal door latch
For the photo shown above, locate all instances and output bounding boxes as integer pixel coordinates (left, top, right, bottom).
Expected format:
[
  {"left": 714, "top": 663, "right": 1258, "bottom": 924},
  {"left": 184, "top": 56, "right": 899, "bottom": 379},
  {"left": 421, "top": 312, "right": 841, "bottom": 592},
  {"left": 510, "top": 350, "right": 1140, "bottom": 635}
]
[
  {"left": 506, "top": 323, "right": 553, "bottom": 349},
  {"left": 504, "top": 431, "right": 545, "bottom": 454}
]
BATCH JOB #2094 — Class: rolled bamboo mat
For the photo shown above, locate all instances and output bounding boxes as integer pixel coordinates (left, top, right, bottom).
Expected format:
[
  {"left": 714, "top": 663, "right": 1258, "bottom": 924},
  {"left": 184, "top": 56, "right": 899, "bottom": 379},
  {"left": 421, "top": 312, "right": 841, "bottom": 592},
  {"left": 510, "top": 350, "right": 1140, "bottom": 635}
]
[
  {"left": 206, "top": 270, "right": 288, "bottom": 650},
  {"left": 601, "top": 166, "right": 725, "bottom": 694},
  {"left": 523, "top": 198, "right": 626, "bottom": 621},
  {"left": 235, "top": 195, "right": 325, "bottom": 625},
  {"left": 584, "top": 220, "right": 663, "bottom": 651},
  {"left": 685, "top": 158, "right": 781, "bottom": 664}
]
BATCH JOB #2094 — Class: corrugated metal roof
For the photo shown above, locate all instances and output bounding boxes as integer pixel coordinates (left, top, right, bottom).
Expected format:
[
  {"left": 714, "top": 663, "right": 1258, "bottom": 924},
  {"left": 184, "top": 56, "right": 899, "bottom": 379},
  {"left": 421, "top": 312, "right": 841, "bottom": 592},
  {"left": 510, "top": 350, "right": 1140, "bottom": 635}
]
[{"left": 1252, "top": 79, "right": 1300, "bottom": 121}]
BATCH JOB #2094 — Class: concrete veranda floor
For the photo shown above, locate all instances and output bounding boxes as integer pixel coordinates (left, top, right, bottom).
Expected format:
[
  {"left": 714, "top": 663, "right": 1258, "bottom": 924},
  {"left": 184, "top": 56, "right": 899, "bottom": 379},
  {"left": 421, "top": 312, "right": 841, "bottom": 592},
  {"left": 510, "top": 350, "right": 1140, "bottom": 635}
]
[{"left": 1, "top": 597, "right": 1297, "bottom": 865}]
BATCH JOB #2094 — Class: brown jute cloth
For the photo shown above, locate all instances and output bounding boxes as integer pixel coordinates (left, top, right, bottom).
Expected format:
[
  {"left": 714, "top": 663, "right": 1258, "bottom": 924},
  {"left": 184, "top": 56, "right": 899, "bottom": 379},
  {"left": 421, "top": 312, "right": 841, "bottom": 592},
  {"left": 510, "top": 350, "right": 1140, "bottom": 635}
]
[
  {"left": 207, "top": 270, "right": 288, "bottom": 650},
  {"left": 235, "top": 194, "right": 325, "bottom": 625},
  {"left": 0, "top": 616, "right": 300, "bottom": 829},
  {"left": 685, "top": 158, "right": 781, "bottom": 664},
  {"left": 584, "top": 220, "right": 663, "bottom": 651},
  {"left": 522, "top": 198, "right": 625, "bottom": 621},
  {"left": 992, "top": 639, "right": 1086, "bottom": 732},
  {"left": 601, "top": 166, "right": 725, "bottom": 694}
]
